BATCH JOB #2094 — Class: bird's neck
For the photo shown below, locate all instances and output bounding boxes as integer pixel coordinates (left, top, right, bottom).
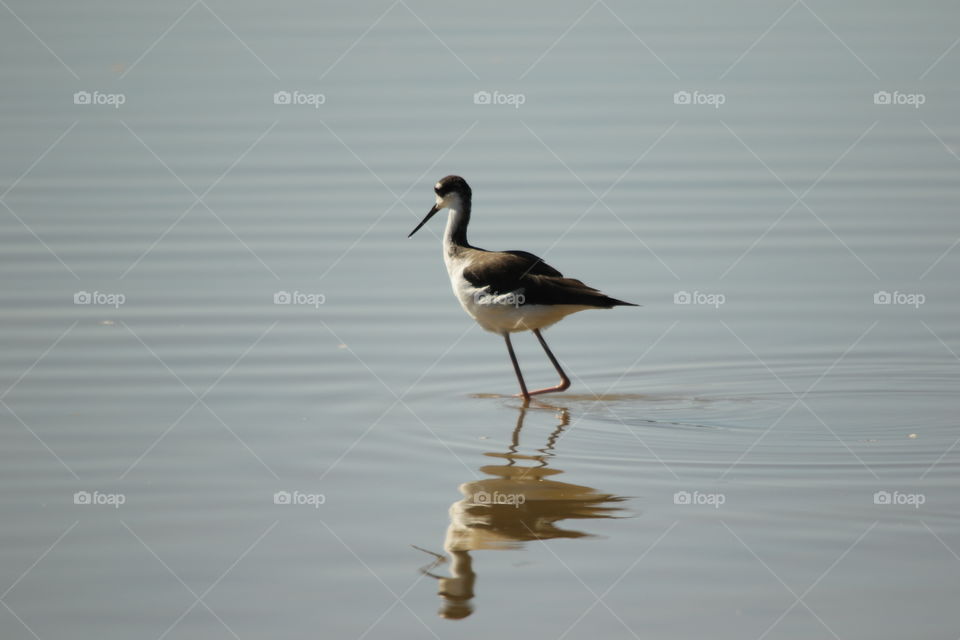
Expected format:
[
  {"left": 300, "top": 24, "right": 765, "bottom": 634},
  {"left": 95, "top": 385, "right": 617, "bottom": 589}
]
[{"left": 443, "top": 196, "right": 471, "bottom": 253}]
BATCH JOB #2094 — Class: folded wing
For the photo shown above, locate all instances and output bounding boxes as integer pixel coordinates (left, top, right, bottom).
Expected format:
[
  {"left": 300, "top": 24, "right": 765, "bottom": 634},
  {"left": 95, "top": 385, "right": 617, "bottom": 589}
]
[{"left": 462, "top": 250, "right": 637, "bottom": 308}]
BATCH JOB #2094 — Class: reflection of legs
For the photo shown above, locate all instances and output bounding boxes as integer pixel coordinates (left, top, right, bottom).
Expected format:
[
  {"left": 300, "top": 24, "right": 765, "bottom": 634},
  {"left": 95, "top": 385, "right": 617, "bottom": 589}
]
[
  {"left": 525, "top": 329, "right": 571, "bottom": 396},
  {"left": 412, "top": 545, "right": 446, "bottom": 577},
  {"left": 503, "top": 332, "right": 530, "bottom": 400}
]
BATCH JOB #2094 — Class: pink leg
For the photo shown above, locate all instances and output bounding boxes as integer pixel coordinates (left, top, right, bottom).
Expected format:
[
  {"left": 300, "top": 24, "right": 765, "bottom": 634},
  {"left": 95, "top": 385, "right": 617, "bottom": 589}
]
[
  {"left": 505, "top": 329, "right": 571, "bottom": 399},
  {"left": 503, "top": 333, "right": 530, "bottom": 400},
  {"left": 523, "top": 329, "right": 571, "bottom": 396}
]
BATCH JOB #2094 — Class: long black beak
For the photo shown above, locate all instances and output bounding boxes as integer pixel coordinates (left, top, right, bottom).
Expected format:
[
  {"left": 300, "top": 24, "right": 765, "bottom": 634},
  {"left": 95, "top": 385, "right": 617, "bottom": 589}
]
[{"left": 408, "top": 203, "right": 440, "bottom": 238}]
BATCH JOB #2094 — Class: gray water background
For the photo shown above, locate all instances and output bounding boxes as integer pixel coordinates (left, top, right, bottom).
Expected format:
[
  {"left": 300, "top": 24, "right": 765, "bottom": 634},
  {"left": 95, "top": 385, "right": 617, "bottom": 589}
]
[{"left": 1, "top": 1, "right": 959, "bottom": 638}]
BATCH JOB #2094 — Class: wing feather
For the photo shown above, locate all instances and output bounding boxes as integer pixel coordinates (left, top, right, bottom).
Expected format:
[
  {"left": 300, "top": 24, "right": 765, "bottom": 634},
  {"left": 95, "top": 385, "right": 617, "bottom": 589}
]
[{"left": 461, "top": 250, "right": 636, "bottom": 308}]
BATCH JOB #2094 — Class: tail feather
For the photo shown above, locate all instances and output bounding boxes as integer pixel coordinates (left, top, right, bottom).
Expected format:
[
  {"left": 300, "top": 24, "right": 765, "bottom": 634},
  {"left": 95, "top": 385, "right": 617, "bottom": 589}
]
[
  {"left": 526, "top": 276, "right": 639, "bottom": 308},
  {"left": 603, "top": 296, "right": 640, "bottom": 308}
]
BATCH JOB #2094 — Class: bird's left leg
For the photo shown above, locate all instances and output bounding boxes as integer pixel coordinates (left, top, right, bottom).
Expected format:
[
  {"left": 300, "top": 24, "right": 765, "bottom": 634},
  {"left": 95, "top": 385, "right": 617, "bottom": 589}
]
[{"left": 524, "top": 329, "right": 571, "bottom": 396}]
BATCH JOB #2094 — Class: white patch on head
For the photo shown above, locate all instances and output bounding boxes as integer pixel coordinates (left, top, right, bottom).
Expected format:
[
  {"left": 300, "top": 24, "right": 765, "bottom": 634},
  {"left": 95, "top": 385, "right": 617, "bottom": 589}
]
[
  {"left": 434, "top": 191, "right": 465, "bottom": 212},
  {"left": 435, "top": 182, "right": 442, "bottom": 190}
]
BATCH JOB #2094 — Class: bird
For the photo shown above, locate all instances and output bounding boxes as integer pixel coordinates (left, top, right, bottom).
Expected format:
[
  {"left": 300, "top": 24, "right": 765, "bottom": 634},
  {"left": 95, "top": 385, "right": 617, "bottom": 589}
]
[{"left": 408, "top": 175, "right": 637, "bottom": 400}]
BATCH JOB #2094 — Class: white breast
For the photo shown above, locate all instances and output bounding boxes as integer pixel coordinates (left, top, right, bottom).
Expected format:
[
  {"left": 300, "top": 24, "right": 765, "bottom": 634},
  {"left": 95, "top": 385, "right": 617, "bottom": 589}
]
[
  {"left": 445, "top": 254, "right": 589, "bottom": 334},
  {"left": 440, "top": 207, "right": 591, "bottom": 334}
]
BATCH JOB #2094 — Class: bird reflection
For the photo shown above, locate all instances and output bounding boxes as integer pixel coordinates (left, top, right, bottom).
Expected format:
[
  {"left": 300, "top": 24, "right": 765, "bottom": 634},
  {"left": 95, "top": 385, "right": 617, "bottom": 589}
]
[{"left": 415, "top": 403, "right": 626, "bottom": 619}]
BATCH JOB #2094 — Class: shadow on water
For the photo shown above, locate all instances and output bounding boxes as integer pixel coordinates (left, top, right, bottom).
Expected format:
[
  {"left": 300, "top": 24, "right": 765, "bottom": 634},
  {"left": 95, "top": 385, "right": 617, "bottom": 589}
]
[
  {"left": 474, "top": 392, "right": 727, "bottom": 431},
  {"left": 413, "top": 402, "right": 628, "bottom": 620},
  {"left": 471, "top": 392, "right": 663, "bottom": 402}
]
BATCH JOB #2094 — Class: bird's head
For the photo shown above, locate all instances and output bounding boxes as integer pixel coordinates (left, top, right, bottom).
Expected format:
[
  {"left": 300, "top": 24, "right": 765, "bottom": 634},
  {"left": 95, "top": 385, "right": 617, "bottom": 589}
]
[{"left": 408, "top": 175, "right": 472, "bottom": 238}]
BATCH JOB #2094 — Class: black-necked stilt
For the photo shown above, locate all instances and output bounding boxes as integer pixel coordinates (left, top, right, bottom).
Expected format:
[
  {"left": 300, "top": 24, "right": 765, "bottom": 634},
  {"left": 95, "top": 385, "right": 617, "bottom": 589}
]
[{"left": 408, "top": 175, "right": 637, "bottom": 400}]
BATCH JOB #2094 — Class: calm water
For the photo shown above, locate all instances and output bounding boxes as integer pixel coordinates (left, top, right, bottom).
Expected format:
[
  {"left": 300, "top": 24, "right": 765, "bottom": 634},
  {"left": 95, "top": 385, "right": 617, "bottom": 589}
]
[{"left": 2, "top": 1, "right": 959, "bottom": 638}]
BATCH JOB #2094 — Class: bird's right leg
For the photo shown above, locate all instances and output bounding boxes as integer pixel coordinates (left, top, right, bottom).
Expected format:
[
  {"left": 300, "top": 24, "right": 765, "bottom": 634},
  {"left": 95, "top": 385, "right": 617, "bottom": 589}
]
[{"left": 502, "top": 332, "right": 530, "bottom": 400}]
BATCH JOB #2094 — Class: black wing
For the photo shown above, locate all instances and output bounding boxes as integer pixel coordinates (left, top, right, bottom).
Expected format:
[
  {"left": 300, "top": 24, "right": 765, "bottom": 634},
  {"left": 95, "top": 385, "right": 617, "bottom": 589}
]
[
  {"left": 462, "top": 249, "right": 637, "bottom": 308},
  {"left": 461, "top": 250, "right": 561, "bottom": 293},
  {"left": 499, "top": 250, "right": 564, "bottom": 278}
]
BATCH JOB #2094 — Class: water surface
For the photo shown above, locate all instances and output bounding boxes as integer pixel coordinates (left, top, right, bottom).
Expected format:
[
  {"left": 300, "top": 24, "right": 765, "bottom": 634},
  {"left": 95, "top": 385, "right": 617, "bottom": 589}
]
[{"left": 2, "top": 1, "right": 959, "bottom": 638}]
